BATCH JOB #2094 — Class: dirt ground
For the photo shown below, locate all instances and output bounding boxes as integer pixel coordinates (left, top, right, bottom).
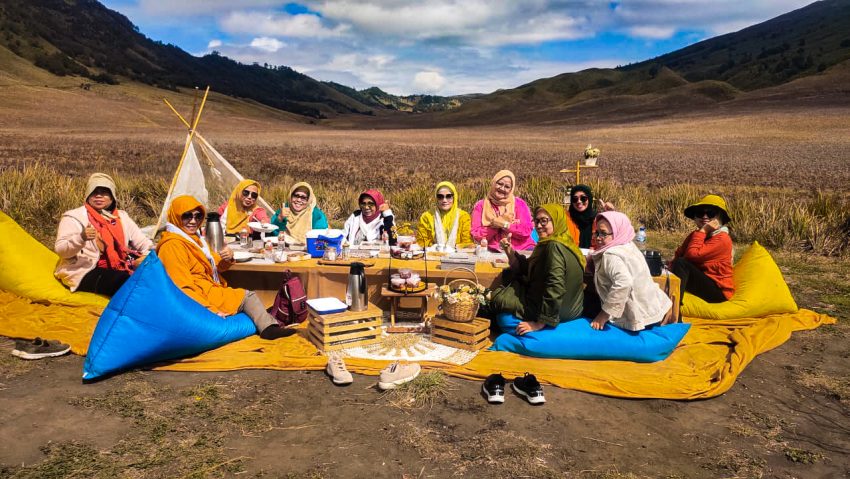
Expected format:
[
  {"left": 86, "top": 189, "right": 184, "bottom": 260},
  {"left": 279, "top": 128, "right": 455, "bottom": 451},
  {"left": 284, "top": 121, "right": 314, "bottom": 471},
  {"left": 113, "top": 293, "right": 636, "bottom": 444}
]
[{"left": 1, "top": 313, "right": 848, "bottom": 479}]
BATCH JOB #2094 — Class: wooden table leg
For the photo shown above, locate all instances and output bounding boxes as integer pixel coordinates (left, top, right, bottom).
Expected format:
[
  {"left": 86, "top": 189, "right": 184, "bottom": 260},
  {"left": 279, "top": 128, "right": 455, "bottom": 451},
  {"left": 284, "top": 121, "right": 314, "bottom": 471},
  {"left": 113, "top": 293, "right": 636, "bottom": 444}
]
[{"left": 390, "top": 298, "right": 397, "bottom": 327}]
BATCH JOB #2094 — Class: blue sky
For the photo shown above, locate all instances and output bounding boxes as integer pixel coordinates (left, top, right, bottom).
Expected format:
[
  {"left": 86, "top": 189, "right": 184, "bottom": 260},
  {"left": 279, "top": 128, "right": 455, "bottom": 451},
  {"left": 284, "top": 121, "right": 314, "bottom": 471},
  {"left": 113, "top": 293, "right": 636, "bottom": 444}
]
[{"left": 101, "top": 0, "right": 813, "bottom": 95}]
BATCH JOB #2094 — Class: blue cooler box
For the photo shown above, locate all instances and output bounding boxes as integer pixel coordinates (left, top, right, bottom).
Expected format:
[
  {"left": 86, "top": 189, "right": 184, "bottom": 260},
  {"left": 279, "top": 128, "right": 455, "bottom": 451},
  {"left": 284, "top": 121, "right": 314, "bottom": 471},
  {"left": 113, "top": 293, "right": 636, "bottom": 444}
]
[{"left": 306, "top": 229, "right": 345, "bottom": 258}]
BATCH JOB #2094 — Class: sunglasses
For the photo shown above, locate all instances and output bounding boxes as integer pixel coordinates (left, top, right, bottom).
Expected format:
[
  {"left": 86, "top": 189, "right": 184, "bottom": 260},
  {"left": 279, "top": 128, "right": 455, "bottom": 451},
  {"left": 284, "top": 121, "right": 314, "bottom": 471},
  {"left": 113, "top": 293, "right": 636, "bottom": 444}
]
[
  {"left": 694, "top": 209, "right": 718, "bottom": 219},
  {"left": 572, "top": 195, "right": 589, "bottom": 204},
  {"left": 593, "top": 230, "right": 613, "bottom": 238},
  {"left": 241, "top": 190, "right": 259, "bottom": 199},
  {"left": 291, "top": 193, "right": 309, "bottom": 201},
  {"left": 359, "top": 201, "right": 376, "bottom": 208},
  {"left": 436, "top": 193, "right": 454, "bottom": 200},
  {"left": 533, "top": 217, "right": 550, "bottom": 226},
  {"left": 181, "top": 211, "right": 204, "bottom": 222}
]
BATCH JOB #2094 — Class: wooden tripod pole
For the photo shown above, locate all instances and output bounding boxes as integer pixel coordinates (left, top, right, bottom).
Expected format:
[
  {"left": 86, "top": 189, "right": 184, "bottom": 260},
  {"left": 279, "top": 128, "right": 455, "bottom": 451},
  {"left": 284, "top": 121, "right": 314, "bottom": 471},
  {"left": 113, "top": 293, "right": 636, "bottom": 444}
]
[{"left": 150, "top": 86, "right": 210, "bottom": 238}]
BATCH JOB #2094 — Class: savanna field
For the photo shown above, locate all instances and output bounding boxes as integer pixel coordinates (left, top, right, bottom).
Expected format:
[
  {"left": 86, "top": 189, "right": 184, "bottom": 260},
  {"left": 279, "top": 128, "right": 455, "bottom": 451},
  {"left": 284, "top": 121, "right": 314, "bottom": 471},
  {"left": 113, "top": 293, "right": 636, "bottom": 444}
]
[{"left": 1, "top": 91, "right": 849, "bottom": 478}]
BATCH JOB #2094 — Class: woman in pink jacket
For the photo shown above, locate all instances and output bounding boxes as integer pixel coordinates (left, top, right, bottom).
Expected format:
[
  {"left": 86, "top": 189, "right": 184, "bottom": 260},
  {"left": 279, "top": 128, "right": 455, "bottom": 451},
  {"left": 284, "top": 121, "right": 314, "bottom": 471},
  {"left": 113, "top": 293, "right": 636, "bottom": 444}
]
[
  {"left": 471, "top": 170, "right": 535, "bottom": 252},
  {"left": 54, "top": 173, "right": 153, "bottom": 296}
]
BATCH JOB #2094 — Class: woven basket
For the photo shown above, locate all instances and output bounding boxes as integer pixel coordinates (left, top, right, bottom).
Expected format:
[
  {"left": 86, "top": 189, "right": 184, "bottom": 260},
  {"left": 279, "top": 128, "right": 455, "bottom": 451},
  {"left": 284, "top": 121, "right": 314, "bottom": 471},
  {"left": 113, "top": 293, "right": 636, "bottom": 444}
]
[{"left": 440, "top": 267, "right": 480, "bottom": 323}]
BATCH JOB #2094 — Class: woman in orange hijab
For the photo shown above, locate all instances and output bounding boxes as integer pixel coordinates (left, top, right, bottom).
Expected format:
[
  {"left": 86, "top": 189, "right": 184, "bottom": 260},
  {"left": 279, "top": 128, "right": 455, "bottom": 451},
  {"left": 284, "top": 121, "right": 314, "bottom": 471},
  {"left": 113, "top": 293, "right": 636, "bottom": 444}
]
[
  {"left": 217, "top": 179, "right": 270, "bottom": 235},
  {"left": 158, "top": 195, "right": 293, "bottom": 340}
]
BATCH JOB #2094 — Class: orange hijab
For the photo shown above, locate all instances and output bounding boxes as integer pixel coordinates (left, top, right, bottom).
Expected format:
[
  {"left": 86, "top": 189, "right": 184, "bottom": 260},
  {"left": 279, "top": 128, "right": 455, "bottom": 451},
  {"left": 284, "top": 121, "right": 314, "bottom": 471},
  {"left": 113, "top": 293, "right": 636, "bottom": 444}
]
[
  {"left": 481, "top": 170, "right": 516, "bottom": 227},
  {"left": 158, "top": 195, "right": 219, "bottom": 282},
  {"left": 224, "top": 179, "right": 262, "bottom": 234}
]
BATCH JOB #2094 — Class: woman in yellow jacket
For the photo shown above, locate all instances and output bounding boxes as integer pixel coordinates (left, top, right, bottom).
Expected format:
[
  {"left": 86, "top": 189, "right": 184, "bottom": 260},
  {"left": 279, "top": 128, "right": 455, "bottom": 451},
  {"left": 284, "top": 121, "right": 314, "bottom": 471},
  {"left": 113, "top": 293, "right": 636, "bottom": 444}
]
[
  {"left": 157, "top": 195, "right": 293, "bottom": 340},
  {"left": 416, "top": 181, "right": 472, "bottom": 250}
]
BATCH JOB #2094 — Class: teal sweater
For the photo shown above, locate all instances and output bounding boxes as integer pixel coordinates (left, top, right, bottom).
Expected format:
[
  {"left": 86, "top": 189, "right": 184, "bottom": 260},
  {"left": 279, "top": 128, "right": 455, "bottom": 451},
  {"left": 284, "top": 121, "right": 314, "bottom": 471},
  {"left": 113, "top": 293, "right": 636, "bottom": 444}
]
[{"left": 270, "top": 206, "right": 329, "bottom": 231}]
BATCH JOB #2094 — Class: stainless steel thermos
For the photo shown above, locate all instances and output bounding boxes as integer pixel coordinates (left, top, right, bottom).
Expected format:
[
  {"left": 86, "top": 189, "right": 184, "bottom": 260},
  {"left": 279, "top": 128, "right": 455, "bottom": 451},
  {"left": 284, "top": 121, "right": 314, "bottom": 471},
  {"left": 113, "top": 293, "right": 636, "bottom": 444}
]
[
  {"left": 205, "top": 212, "right": 225, "bottom": 252},
  {"left": 346, "top": 262, "right": 368, "bottom": 312}
]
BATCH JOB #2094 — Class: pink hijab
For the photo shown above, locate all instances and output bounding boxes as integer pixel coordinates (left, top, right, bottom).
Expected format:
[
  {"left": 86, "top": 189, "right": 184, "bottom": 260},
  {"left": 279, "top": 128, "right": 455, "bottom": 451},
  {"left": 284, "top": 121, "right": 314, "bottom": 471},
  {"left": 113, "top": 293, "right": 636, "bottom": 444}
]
[
  {"left": 592, "top": 211, "right": 636, "bottom": 256},
  {"left": 359, "top": 189, "right": 385, "bottom": 223}
]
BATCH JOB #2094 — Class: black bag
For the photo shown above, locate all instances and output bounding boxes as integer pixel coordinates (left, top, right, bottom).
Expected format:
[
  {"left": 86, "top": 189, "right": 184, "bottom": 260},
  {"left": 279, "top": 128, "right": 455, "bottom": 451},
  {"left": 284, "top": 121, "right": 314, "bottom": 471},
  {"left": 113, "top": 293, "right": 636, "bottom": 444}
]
[{"left": 643, "top": 250, "right": 664, "bottom": 277}]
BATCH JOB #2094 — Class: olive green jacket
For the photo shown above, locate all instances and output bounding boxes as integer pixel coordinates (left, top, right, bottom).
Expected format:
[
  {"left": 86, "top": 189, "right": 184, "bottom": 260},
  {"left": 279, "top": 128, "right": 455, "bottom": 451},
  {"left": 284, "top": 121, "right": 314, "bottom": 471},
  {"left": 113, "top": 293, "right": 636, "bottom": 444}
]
[{"left": 491, "top": 241, "right": 584, "bottom": 327}]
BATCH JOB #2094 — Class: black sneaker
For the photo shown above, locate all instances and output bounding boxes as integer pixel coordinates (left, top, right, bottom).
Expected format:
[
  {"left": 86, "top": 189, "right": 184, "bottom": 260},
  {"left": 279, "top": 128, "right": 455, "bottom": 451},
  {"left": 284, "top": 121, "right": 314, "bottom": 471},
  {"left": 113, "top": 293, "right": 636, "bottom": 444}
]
[
  {"left": 512, "top": 373, "right": 545, "bottom": 405},
  {"left": 11, "top": 337, "right": 71, "bottom": 360},
  {"left": 482, "top": 373, "right": 506, "bottom": 404}
]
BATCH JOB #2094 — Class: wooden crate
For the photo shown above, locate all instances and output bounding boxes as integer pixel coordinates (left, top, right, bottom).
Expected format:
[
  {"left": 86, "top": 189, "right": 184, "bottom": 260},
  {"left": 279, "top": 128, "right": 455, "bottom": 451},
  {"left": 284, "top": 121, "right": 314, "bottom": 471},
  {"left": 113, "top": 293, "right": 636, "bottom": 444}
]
[
  {"left": 431, "top": 316, "right": 491, "bottom": 351},
  {"left": 307, "top": 303, "right": 383, "bottom": 352}
]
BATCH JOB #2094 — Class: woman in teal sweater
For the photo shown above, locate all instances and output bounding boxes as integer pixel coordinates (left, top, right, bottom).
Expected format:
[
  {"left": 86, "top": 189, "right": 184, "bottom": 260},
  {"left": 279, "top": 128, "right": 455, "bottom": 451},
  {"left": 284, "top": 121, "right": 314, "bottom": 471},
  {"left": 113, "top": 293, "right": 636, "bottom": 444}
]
[{"left": 270, "top": 182, "right": 328, "bottom": 244}]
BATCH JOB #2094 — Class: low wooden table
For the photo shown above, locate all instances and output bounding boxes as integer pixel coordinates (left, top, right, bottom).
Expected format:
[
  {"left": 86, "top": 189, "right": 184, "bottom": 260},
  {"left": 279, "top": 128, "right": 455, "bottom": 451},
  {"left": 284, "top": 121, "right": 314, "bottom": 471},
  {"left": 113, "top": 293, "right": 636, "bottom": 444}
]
[
  {"left": 653, "top": 272, "right": 681, "bottom": 321},
  {"left": 307, "top": 303, "right": 383, "bottom": 352},
  {"left": 380, "top": 283, "right": 437, "bottom": 332}
]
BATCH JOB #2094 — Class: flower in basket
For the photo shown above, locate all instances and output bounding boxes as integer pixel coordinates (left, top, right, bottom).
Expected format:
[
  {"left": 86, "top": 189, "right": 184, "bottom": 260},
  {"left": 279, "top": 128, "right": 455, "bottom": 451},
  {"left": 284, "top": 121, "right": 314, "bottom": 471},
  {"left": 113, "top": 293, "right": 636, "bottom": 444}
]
[{"left": 434, "top": 282, "right": 491, "bottom": 308}]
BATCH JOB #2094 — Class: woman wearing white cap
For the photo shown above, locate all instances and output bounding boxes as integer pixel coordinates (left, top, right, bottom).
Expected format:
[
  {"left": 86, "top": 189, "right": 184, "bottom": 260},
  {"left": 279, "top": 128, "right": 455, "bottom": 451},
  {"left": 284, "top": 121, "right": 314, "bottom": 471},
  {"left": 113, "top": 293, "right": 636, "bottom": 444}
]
[{"left": 54, "top": 173, "right": 153, "bottom": 296}]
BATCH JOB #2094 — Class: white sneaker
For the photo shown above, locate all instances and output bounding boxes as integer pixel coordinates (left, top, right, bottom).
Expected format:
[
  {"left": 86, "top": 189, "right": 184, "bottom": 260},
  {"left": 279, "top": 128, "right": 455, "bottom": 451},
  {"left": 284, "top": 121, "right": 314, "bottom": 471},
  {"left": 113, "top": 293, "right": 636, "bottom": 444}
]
[
  {"left": 326, "top": 354, "right": 353, "bottom": 386},
  {"left": 378, "top": 362, "right": 420, "bottom": 390}
]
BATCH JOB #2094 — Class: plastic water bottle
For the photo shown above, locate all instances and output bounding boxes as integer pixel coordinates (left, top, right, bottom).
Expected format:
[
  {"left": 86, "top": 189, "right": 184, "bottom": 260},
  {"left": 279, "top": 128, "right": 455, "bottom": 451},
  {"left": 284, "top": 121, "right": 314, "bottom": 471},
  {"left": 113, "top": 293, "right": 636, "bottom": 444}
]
[
  {"left": 635, "top": 226, "right": 647, "bottom": 251},
  {"left": 239, "top": 228, "right": 250, "bottom": 248}
]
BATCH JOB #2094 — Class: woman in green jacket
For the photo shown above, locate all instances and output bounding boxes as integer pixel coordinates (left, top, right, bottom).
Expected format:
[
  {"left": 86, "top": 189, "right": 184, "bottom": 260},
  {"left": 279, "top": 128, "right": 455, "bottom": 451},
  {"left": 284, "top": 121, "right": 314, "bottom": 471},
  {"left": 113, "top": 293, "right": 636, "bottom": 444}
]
[{"left": 490, "top": 203, "right": 586, "bottom": 335}]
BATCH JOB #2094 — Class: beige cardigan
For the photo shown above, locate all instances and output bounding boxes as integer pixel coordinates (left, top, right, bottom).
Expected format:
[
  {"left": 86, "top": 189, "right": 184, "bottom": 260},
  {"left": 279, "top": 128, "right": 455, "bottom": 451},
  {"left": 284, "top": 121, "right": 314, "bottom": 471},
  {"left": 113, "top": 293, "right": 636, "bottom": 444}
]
[
  {"left": 593, "top": 242, "right": 672, "bottom": 331},
  {"left": 54, "top": 206, "right": 153, "bottom": 291}
]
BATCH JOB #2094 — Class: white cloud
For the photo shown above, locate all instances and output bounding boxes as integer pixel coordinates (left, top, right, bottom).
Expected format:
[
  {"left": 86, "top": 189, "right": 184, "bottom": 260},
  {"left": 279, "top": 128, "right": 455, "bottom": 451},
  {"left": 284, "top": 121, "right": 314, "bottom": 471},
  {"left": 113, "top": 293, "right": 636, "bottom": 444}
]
[
  {"left": 250, "top": 37, "right": 286, "bottom": 52},
  {"left": 412, "top": 71, "right": 446, "bottom": 93},
  {"left": 221, "top": 11, "right": 347, "bottom": 38},
  {"left": 207, "top": 39, "right": 222, "bottom": 49},
  {"left": 627, "top": 26, "right": 676, "bottom": 39}
]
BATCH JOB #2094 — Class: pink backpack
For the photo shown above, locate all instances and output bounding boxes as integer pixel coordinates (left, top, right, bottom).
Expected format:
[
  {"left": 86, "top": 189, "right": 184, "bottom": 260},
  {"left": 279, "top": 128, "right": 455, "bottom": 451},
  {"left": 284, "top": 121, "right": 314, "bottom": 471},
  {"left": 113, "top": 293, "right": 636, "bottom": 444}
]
[{"left": 267, "top": 270, "right": 308, "bottom": 326}]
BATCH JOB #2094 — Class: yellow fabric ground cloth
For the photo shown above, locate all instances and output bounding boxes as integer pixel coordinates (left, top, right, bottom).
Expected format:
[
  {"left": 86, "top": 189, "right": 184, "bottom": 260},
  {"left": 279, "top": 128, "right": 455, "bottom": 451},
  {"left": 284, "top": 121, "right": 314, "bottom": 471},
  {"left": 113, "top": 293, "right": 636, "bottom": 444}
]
[{"left": 0, "top": 290, "right": 835, "bottom": 399}]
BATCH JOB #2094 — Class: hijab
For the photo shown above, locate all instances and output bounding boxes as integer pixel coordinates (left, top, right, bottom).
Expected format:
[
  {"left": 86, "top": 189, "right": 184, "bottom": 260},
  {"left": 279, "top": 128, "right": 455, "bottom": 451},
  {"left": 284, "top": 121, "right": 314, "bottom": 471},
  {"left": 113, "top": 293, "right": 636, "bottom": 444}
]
[
  {"left": 481, "top": 170, "right": 516, "bottom": 227},
  {"left": 591, "top": 211, "right": 636, "bottom": 258},
  {"left": 568, "top": 184, "right": 596, "bottom": 248},
  {"left": 531, "top": 203, "right": 586, "bottom": 271},
  {"left": 359, "top": 189, "right": 385, "bottom": 223},
  {"left": 432, "top": 181, "right": 461, "bottom": 247},
  {"left": 161, "top": 195, "right": 220, "bottom": 283},
  {"left": 224, "top": 179, "right": 261, "bottom": 234},
  {"left": 84, "top": 173, "right": 130, "bottom": 271},
  {"left": 285, "top": 182, "right": 316, "bottom": 243}
]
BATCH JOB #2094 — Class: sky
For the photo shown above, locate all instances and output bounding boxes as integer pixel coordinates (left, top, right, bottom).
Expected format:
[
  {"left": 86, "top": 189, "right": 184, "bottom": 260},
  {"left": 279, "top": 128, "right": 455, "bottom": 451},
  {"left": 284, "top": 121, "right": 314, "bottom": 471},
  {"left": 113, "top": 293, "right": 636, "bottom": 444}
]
[{"left": 101, "top": 0, "right": 813, "bottom": 96}]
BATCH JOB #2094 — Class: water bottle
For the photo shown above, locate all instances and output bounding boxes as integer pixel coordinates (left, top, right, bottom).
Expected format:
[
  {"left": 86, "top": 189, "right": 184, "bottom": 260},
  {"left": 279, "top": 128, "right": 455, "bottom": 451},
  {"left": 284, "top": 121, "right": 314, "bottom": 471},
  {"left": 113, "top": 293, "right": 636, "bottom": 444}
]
[
  {"left": 239, "top": 228, "right": 250, "bottom": 248},
  {"left": 635, "top": 225, "right": 647, "bottom": 251}
]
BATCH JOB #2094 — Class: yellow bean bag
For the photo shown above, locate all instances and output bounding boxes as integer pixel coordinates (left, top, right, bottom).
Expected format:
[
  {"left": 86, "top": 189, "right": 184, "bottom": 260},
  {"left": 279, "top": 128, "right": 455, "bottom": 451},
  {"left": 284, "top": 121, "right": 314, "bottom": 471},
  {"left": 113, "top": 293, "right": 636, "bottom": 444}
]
[
  {"left": 681, "top": 241, "right": 797, "bottom": 320},
  {"left": 0, "top": 211, "right": 108, "bottom": 308}
]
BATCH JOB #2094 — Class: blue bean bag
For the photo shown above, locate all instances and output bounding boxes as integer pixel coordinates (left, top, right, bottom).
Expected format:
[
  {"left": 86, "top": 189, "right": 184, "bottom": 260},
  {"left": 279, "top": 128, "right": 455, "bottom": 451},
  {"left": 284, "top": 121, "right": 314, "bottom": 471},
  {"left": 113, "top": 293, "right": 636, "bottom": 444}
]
[
  {"left": 490, "top": 313, "right": 690, "bottom": 362},
  {"left": 82, "top": 252, "right": 257, "bottom": 380}
]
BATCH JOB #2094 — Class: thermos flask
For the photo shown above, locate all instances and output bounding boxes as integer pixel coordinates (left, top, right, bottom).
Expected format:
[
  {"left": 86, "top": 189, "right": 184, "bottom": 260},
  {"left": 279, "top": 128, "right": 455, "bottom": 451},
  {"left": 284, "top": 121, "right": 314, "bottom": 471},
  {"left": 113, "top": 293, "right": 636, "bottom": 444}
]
[
  {"left": 346, "top": 262, "right": 368, "bottom": 312},
  {"left": 205, "top": 212, "right": 225, "bottom": 252}
]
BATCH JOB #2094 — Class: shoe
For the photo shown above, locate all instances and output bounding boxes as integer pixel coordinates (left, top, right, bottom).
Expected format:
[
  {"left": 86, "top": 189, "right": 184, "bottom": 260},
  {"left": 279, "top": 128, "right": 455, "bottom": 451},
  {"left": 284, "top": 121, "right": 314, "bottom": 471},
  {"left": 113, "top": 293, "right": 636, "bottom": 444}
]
[
  {"left": 259, "top": 324, "right": 297, "bottom": 340},
  {"left": 326, "top": 354, "right": 353, "bottom": 386},
  {"left": 512, "top": 373, "right": 545, "bottom": 405},
  {"left": 482, "top": 373, "right": 506, "bottom": 404},
  {"left": 11, "top": 337, "right": 71, "bottom": 360},
  {"left": 378, "top": 362, "right": 421, "bottom": 390}
]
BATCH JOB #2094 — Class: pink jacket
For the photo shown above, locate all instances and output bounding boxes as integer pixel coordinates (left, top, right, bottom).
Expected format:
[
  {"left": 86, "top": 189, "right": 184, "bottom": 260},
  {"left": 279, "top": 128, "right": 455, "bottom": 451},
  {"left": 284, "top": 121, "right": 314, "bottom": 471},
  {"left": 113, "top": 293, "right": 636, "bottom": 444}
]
[
  {"left": 470, "top": 197, "right": 536, "bottom": 251},
  {"left": 54, "top": 206, "right": 153, "bottom": 291}
]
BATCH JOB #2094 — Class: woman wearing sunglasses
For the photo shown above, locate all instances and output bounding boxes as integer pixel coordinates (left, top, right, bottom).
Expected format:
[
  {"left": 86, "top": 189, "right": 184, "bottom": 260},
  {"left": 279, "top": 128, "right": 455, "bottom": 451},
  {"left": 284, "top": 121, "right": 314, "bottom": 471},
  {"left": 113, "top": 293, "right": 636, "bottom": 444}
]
[
  {"left": 415, "top": 181, "right": 472, "bottom": 250},
  {"left": 217, "top": 179, "right": 270, "bottom": 235},
  {"left": 588, "top": 211, "right": 673, "bottom": 331},
  {"left": 471, "top": 170, "right": 535, "bottom": 252},
  {"left": 670, "top": 194, "right": 734, "bottom": 305},
  {"left": 158, "top": 195, "right": 295, "bottom": 340},
  {"left": 490, "top": 204, "right": 586, "bottom": 335},
  {"left": 342, "top": 189, "right": 397, "bottom": 246},
  {"left": 567, "top": 184, "right": 614, "bottom": 248},
  {"left": 271, "top": 182, "right": 328, "bottom": 244},
  {"left": 55, "top": 173, "right": 153, "bottom": 296}
]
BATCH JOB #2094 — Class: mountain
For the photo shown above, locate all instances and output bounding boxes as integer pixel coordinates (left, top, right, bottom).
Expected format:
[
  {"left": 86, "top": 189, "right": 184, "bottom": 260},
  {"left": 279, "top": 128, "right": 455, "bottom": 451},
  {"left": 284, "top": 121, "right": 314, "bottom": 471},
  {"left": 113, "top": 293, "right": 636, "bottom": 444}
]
[
  {"left": 439, "top": 0, "right": 850, "bottom": 125},
  {"left": 0, "top": 0, "right": 380, "bottom": 118},
  {"left": 324, "top": 83, "right": 483, "bottom": 113}
]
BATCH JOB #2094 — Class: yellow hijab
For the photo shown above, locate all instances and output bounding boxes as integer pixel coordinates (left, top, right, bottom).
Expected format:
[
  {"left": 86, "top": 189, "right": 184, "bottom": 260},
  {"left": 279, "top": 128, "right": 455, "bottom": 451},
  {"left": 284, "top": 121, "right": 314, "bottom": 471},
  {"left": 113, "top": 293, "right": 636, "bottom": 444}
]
[
  {"left": 482, "top": 170, "right": 516, "bottom": 227},
  {"left": 433, "top": 181, "right": 459, "bottom": 239},
  {"left": 224, "top": 179, "right": 261, "bottom": 234},
  {"left": 284, "top": 182, "right": 316, "bottom": 243},
  {"left": 532, "top": 203, "right": 586, "bottom": 270}
]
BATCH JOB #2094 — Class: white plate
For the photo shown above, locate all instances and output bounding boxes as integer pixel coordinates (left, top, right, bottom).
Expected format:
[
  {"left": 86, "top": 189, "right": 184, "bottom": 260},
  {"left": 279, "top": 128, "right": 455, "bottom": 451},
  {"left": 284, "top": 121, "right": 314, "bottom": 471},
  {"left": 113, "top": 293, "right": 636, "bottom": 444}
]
[
  {"left": 233, "top": 251, "right": 253, "bottom": 262},
  {"left": 247, "top": 221, "right": 279, "bottom": 233},
  {"left": 306, "top": 297, "right": 348, "bottom": 314},
  {"left": 287, "top": 243, "right": 307, "bottom": 251}
]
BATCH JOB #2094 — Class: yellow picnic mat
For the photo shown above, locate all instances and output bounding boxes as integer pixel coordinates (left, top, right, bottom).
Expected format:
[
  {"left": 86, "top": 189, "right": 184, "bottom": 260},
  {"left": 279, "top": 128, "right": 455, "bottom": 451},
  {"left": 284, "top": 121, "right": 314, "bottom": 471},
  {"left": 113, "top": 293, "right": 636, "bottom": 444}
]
[{"left": 0, "top": 290, "right": 835, "bottom": 400}]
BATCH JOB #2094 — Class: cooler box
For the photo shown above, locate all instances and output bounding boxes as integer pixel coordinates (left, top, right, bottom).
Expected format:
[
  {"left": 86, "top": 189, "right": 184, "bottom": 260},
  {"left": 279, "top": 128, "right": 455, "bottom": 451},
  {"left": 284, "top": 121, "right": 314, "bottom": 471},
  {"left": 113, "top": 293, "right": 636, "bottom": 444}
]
[{"left": 306, "top": 229, "right": 345, "bottom": 258}]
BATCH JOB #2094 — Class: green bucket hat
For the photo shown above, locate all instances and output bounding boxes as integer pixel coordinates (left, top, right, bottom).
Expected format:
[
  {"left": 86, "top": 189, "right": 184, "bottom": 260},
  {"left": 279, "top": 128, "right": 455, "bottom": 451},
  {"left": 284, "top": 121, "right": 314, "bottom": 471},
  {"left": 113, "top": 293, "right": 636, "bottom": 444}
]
[{"left": 684, "top": 194, "right": 730, "bottom": 223}]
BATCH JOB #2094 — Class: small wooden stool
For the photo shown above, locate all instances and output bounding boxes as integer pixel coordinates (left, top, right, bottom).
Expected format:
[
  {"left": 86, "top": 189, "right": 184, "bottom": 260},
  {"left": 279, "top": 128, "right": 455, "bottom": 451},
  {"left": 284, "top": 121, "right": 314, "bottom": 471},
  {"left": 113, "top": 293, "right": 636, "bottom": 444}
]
[
  {"left": 307, "top": 303, "right": 383, "bottom": 352},
  {"left": 380, "top": 283, "right": 437, "bottom": 332},
  {"left": 431, "top": 316, "right": 491, "bottom": 351}
]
